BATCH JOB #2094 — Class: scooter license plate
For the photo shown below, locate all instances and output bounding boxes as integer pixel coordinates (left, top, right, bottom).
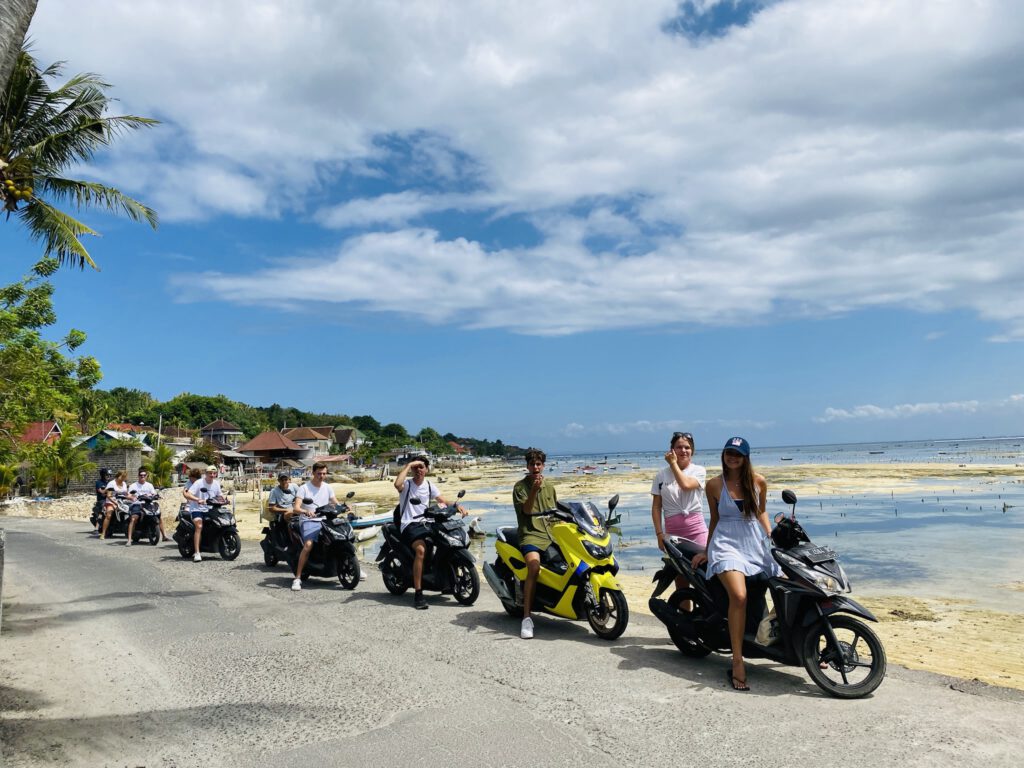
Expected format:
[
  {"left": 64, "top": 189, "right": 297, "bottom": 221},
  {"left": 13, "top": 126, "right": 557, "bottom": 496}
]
[{"left": 803, "top": 546, "right": 837, "bottom": 563}]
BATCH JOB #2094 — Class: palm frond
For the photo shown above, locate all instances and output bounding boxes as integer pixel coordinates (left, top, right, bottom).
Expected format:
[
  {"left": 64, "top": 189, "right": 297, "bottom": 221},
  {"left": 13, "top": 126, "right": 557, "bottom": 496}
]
[
  {"left": 17, "top": 197, "right": 99, "bottom": 269},
  {"left": 38, "top": 177, "right": 158, "bottom": 227}
]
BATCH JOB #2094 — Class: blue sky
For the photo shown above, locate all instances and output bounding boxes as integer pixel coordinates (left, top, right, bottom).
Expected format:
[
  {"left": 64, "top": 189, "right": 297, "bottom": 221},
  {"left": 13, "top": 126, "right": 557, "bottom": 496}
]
[{"left": 4, "top": 0, "right": 1023, "bottom": 452}]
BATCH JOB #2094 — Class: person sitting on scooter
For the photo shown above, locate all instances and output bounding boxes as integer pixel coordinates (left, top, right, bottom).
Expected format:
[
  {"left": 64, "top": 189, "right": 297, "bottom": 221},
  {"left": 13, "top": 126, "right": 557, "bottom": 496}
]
[
  {"left": 99, "top": 470, "right": 130, "bottom": 540},
  {"left": 92, "top": 468, "right": 111, "bottom": 535},
  {"left": 652, "top": 432, "right": 707, "bottom": 605},
  {"left": 182, "top": 465, "right": 222, "bottom": 563},
  {"left": 289, "top": 461, "right": 338, "bottom": 592},
  {"left": 393, "top": 455, "right": 454, "bottom": 610},
  {"left": 126, "top": 469, "right": 160, "bottom": 546},
  {"left": 691, "top": 437, "right": 780, "bottom": 692},
  {"left": 267, "top": 472, "right": 297, "bottom": 520},
  {"left": 512, "top": 447, "right": 559, "bottom": 640}
]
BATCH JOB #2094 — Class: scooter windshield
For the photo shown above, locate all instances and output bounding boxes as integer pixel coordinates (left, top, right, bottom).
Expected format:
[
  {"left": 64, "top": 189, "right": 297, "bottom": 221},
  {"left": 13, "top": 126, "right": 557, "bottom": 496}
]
[{"left": 564, "top": 501, "right": 606, "bottom": 538}]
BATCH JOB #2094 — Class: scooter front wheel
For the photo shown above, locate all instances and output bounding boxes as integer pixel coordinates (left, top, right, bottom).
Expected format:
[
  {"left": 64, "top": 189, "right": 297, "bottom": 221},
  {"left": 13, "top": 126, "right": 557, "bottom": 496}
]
[
  {"left": 263, "top": 548, "right": 279, "bottom": 567},
  {"left": 450, "top": 561, "right": 480, "bottom": 605},
  {"left": 218, "top": 532, "right": 241, "bottom": 561},
  {"left": 177, "top": 540, "right": 194, "bottom": 559},
  {"left": 337, "top": 554, "right": 360, "bottom": 590},
  {"left": 587, "top": 588, "right": 629, "bottom": 640},
  {"left": 381, "top": 558, "right": 408, "bottom": 595},
  {"left": 802, "top": 615, "right": 887, "bottom": 699}
]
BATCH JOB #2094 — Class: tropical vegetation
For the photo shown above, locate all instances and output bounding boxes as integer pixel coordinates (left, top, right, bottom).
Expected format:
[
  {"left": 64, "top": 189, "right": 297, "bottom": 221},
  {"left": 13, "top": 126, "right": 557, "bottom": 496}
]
[
  {"left": 29, "top": 431, "right": 95, "bottom": 493},
  {"left": 142, "top": 443, "right": 175, "bottom": 487},
  {"left": 0, "top": 45, "right": 158, "bottom": 269}
]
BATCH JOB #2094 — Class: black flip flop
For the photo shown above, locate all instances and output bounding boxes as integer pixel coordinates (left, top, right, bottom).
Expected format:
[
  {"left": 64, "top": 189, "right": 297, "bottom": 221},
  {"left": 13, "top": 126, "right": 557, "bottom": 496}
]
[{"left": 726, "top": 668, "right": 750, "bottom": 692}]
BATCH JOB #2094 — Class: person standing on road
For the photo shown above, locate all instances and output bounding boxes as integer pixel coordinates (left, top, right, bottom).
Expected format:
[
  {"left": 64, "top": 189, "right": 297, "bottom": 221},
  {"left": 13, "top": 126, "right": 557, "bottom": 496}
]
[
  {"left": 182, "top": 466, "right": 222, "bottom": 562},
  {"left": 289, "top": 462, "right": 338, "bottom": 591},
  {"left": 393, "top": 456, "right": 450, "bottom": 610},
  {"left": 92, "top": 468, "right": 111, "bottom": 535},
  {"left": 512, "top": 448, "right": 559, "bottom": 640}
]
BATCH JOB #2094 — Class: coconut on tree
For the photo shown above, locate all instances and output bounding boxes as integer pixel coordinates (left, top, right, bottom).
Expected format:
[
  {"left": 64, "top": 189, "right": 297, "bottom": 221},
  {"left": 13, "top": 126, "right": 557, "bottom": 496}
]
[{"left": 0, "top": 45, "right": 158, "bottom": 269}]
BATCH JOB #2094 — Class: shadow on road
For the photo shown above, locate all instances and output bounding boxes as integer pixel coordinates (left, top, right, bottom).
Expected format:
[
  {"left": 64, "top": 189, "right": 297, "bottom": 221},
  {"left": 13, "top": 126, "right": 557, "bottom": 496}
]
[
  {"left": 0, "top": 681, "right": 49, "bottom": 714},
  {"left": 0, "top": 600, "right": 154, "bottom": 636}
]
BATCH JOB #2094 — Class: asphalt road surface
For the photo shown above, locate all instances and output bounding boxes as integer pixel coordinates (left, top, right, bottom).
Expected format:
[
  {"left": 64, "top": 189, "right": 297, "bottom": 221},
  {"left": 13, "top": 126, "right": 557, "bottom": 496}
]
[{"left": 1, "top": 517, "right": 1021, "bottom": 768}]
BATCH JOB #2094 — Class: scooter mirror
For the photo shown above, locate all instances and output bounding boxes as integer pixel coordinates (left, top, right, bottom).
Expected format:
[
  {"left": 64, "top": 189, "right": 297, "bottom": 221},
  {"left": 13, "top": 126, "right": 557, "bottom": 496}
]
[
  {"left": 457, "top": 490, "right": 466, "bottom": 499},
  {"left": 346, "top": 490, "right": 356, "bottom": 499},
  {"left": 608, "top": 494, "right": 620, "bottom": 512},
  {"left": 781, "top": 489, "right": 798, "bottom": 505},
  {"left": 410, "top": 496, "right": 423, "bottom": 505}
]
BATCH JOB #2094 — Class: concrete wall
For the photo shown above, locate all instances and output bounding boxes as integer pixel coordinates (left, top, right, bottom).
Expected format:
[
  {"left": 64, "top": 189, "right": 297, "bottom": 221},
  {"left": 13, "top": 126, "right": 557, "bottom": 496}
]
[{"left": 67, "top": 447, "right": 143, "bottom": 494}]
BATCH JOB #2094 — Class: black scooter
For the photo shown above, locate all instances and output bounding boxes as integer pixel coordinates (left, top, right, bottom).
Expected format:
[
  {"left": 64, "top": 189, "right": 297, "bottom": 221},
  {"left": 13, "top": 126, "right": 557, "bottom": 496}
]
[
  {"left": 376, "top": 491, "right": 479, "bottom": 605},
  {"left": 172, "top": 493, "right": 242, "bottom": 560},
  {"left": 128, "top": 493, "right": 162, "bottom": 546},
  {"left": 99, "top": 493, "right": 133, "bottom": 539},
  {"left": 286, "top": 499, "right": 360, "bottom": 589},
  {"left": 648, "top": 489, "right": 886, "bottom": 698},
  {"left": 261, "top": 490, "right": 356, "bottom": 567}
]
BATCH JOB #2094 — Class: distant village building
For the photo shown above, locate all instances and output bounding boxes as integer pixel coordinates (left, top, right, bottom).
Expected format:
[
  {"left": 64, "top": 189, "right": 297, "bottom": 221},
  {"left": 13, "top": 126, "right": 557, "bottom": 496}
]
[
  {"left": 18, "top": 420, "right": 62, "bottom": 445},
  {"left": 238, "top": 431, "right": 306, "bottom": 468},
  {"left": 281, "top": 426, "right": 334, "bottom": 456},
  {"left": 200, "top": 420, "right": 245, "bottom": 449},
  {"left": 333, "top": 426, "right": 366, "bottom": 452}
]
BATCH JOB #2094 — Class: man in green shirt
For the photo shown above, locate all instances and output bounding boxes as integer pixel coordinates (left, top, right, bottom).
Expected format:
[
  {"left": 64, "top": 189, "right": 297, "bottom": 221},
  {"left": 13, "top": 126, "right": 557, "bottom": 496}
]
[{"left": 512, "top": 447, "right": 558, "bottom": 639}]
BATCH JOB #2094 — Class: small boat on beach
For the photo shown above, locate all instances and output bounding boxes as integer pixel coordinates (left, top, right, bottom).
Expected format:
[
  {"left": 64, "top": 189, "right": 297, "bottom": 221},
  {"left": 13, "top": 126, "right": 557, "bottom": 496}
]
[
  {"left": 349, "top": 510, "right": 393, "bottom": 529},
  {"left": 355, "top": 525, "right": 381, "bottom": 542},
  {"left": 780, "top": 457, "right": 793, "bottom": 461}
]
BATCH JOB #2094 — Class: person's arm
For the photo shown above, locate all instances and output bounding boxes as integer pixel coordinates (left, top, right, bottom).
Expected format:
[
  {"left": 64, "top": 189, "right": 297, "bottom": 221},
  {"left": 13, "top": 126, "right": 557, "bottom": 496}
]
[
  {"left": 664, "top": 452, "right": 702, "bottom": 490},
  {"left": 691, "top": 478, "right": 720, "bottom": 568},
  {"left": 755, "top": 475, "right": 772, "bottom": 538},
  {"left": 182, "top": 483, "right": 203, "bottom": 504},
  {"left": 651, "top": 494, "right": 666, "bottom": 552},
  {"left": 393, "top": 462, "right": 415, "bottom": 492}
]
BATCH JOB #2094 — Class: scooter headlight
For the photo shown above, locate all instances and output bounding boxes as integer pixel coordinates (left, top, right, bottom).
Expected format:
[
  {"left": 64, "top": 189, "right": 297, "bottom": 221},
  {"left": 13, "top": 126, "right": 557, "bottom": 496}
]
[
  {"left": 582, "top": 540, "right": 613, "bottom": 560},
  {"left": 775, "top": 551, "right": 842, "bottom": 595}
]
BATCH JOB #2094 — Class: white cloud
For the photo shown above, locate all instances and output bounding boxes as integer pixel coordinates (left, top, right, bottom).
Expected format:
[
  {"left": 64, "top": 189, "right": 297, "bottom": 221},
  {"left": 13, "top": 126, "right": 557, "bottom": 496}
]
[
  {"left": 31, "top": 1, "right": 1024, "bottom": 335},
  {"left": 559, "top": 416, "right": 775, "bottom": 437},
  {"left": 813, "top": 394, "right": 1024, "bottom": 423}
]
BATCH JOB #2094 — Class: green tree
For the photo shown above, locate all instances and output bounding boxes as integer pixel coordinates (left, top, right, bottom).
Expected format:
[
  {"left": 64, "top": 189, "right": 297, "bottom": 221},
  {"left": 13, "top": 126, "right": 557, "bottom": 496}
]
[
  {"left": 0, "top": 258, "right": 101, "bottom": 446},
  {"left": 31, "top": 431, "right": 95, "bottom": 494},
  {"left": 76, "top": 390, "right": 111, "bottom": 433},
  {"left": 142, "top": 442, "right": 175, "bottom": 488},
  {"left": 351, "top": 415, "right": 381, "bottom": 435},
  {"left": 380, "top": 422, "right": 408, "bottom": 439},
  {"left": 0, "top": 462, "right": 19, "bottom": 498},
  {"left": 0, "top": 46, "right": 158, "bottom": 269},
  {"left": 185, "top": 440, "right": 221, "bottom": 466}
]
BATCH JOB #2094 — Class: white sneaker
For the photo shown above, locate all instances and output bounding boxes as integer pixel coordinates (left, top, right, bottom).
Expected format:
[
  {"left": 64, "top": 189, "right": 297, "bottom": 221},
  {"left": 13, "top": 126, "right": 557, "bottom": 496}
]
[
  {"left": 126, "top": 539, "right": 132, "bottom": 547},
  {"left": 521, "top": 616, "right": 534, "bottom": 639},
  {"left": 193, "top": 553, "right": 202, "bottom": 562},
  {"left": 291, "top": 578, "right": 302, "bottom": 591}
]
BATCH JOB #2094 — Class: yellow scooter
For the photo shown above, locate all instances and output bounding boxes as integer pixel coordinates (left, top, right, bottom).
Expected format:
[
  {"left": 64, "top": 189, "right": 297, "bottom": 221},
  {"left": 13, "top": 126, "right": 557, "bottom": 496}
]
[{"left": 483, "top": 495, "right": 628, "bottom": 640}]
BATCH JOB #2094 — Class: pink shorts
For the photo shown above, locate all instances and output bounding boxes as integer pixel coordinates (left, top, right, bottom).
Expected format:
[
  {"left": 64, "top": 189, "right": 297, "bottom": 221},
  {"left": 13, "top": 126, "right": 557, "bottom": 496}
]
[{"left": 664, "top": 513, "right": 707, "bottom": 547}]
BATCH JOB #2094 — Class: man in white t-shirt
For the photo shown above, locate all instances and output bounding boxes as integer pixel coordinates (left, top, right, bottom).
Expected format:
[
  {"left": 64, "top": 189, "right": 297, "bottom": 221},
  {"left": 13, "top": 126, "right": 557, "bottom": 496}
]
[
  {"left": 393, "top": 456, "right": 451, "bottom": 610},
  {"left": 182, "top": 465, "right": 223, "bottom": 562},
  {"left": 288, "top": 461, "right": 338, "bottom": 591},
  {"left": 125, "top": 469, "right": 162, "bottom": 546}
]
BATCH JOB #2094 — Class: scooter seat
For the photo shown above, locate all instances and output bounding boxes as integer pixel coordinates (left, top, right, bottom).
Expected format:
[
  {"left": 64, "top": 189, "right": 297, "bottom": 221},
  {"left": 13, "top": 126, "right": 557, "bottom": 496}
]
[
  {"left": 497, "top": 527, "right": 519, "bottom": 547},
  {"left": 668, "top": 536, "right": 705, "bottom": 557}
]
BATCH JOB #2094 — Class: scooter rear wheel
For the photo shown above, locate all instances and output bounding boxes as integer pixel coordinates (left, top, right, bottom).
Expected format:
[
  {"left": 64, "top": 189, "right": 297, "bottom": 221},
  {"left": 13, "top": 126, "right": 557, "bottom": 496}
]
[
  {"left": 802, "top": 615, "right": 887, "bottom": 699},
  {"left": 665, "top": 588, "right": 713, "bottom": 658},
  {"left": 381, "top": 558, "right": 408, "bottom": 595},
  {"left": 263, "top": 547, "right": 279, "bottom": 567},
  {"left": 587, "top": 588, "right": 629, "bottom": 640},
  {"left": 177, "top": 540, "right": 194, "bottom": 559}
]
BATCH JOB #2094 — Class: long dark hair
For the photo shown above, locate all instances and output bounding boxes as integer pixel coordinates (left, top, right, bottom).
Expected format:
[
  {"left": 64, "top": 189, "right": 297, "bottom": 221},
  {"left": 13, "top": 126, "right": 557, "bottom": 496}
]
[{"left": 721, "top": 451, "right": 759, "bottom": 519}]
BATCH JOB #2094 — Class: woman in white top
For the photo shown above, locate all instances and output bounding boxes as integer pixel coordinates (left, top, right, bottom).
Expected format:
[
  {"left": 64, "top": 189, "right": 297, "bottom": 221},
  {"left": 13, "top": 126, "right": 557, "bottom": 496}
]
[{"left": 99, "top": 471, "right": 130, "bottom": 539}]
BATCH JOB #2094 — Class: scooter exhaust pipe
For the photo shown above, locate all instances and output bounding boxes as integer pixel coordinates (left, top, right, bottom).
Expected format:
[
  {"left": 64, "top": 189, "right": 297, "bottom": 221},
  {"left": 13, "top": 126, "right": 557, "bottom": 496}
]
[{"left": 483, "top": 562, "right": 513, "bottom": 603}]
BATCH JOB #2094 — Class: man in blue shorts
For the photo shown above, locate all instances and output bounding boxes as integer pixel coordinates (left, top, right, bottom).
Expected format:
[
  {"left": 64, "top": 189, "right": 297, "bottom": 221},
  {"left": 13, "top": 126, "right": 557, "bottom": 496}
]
[
  {"left": 289, "top": 461, "right": 337, "bottom": 591},
  {"left": 182, "top": 465, "right": 222, "bottom": 562},
  {"left": 512, "top": 448, "right": 559, "bottom": 639}
]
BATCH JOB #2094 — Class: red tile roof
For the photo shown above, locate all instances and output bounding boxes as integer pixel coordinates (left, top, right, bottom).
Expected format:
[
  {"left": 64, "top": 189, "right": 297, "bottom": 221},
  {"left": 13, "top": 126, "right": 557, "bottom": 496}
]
[
  {"left": 282, "top": 427, "right": 332, "bottom": 441},
  {"left": 238, "top": 431, "right": 303, "bottom": 452},
  {"left": 20, "top": 421, "right": 61, "bottom": 444}
]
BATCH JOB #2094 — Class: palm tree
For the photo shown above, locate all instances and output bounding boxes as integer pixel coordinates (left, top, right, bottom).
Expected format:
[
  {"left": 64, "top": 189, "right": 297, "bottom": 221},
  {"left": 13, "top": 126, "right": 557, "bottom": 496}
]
[
  {"left": 32, "top": 432, "right": 95, "bottom": 494},
  {"left": 142, "top": 443, "right": 175, "bottom": 488},
  {"left": 1, "top": 46, "right": 158, "bottom": 269},
  {"left": 0, "top": 463, "right": 19, "bottom": 499},
  {"left": 0, "top": 0, "right": 37, "bottom": 92}
]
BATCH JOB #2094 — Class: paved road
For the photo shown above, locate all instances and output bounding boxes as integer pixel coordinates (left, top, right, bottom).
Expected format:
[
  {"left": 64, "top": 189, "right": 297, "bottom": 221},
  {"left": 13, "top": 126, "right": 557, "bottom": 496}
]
[{"left": 0, "top": 517, "right": 1021, "bottom": 768}]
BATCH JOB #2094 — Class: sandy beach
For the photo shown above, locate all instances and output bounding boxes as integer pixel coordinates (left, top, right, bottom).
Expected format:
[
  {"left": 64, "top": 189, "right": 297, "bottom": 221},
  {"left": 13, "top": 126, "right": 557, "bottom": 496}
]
[{"left": 4, "top": 460, "right": 1023, "bottom": 691}]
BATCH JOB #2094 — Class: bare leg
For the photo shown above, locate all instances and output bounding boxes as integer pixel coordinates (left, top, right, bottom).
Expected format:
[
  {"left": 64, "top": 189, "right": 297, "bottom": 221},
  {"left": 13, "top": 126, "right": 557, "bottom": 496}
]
[
  {"left": 101, "top": 508, "right": 113, "bottom": 539},
  {"left": 127, "top": 516, "right": 137, "bottom": 543},
  {"left": 296, "top": 540, "right": 313, "bottom": 578},
  {"left": 523, "top": 551, "right": 541, "bottom": 619},
  {"left": 411, "top": 540, "right": 426, "bottom": 591},
  {"left": 718, "top": 570, "right": 749, "bottom": 689},
  {"left": 193, "top": 518, "right": 203, "bottom": 555}
]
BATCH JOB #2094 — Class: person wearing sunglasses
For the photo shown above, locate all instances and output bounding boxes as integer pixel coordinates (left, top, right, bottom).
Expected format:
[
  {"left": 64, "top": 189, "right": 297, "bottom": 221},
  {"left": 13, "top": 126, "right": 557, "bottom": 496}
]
[{"left": 692, "top": 437, "right": 780, "bottom": 692}]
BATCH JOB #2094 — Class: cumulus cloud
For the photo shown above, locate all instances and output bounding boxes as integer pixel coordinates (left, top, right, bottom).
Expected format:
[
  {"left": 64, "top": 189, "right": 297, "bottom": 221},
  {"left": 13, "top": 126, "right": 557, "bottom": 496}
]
[
  {"left": 814, "top": 394, "right": 1024, "bottom": 422},
  {"left": 32, "top": 1, "right": 1024, "bottom": 336}
]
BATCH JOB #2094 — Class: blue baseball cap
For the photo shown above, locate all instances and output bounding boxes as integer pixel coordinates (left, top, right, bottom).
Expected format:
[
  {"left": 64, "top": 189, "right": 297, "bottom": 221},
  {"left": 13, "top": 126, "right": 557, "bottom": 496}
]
[{"left": 723, "top": 436, "right": 750, "bottom": 456}]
